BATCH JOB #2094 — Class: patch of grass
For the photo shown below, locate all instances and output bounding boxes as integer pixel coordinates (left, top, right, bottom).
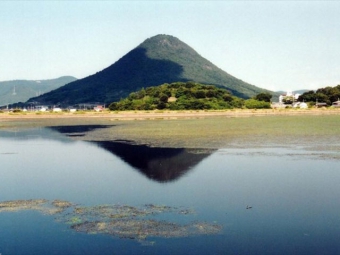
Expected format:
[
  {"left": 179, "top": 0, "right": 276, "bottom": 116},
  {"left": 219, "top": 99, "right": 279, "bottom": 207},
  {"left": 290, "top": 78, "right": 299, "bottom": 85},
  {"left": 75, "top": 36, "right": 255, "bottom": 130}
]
[{"left": 73, "top": 111, "right": 86, "bottom": 114}]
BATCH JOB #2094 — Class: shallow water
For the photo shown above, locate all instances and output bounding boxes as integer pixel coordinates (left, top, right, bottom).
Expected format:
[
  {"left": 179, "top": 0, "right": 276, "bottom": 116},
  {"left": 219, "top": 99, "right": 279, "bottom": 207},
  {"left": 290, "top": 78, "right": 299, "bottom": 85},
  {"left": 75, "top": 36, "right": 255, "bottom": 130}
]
[{"left": 1, "top": 123, "right": 340, "bottom": 255}]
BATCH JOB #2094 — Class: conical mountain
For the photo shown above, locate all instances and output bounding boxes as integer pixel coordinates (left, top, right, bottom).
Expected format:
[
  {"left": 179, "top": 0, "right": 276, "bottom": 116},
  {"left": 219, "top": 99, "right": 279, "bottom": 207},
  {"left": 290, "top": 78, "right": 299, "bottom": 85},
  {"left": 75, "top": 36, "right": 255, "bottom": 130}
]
[{"left": 28, "top": 34, "right": 269, "bottom": 105}]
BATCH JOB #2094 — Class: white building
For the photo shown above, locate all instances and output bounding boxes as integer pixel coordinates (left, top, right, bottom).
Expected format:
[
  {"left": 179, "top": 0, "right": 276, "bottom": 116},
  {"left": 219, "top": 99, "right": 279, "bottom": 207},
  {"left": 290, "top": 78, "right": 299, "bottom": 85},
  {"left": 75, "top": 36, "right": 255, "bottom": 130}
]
[
  {"left": 279, "top": 90, "right": 301, "bottom": 104},
  {"left": 299, "top": 102, "right": 308, "bottom": 109},
  {"left": 332, "top": 100, "right": 340, "bottom": 107},
  {"left": 53, "top": 107, "right": 62, "bottom": 112},
  {"left": 292, "top": 101, "right": 308, "bottom": 109},
  {"left": 37, "top": 106, "right": 48, "bottom": 112}
]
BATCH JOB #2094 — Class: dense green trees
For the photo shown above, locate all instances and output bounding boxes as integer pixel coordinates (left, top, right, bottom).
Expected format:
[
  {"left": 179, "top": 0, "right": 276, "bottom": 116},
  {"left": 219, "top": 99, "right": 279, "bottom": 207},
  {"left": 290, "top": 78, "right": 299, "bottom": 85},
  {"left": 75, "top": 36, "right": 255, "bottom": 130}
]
[
  {"left": 109, "top": 82, "right": 246, "bottom": 111},
  {"left": 244, "top": 99, "right": 271, "bottom": 109},
  {"left": 254, "top": 92, "right": 272, "bottom": 103},
  {"left": 108, "top": 82, "right": 273, "bottom": 111},
  {"left": 298, "top": 85, "right": 340, "bottom": 105}
]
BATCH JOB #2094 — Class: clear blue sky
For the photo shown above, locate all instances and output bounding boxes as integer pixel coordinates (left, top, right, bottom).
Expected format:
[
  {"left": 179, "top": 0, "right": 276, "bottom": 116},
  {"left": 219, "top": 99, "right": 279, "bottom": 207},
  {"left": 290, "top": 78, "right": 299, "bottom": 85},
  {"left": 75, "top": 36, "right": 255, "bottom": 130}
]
[{"left": 1, "top": 1, "right": 339, "bottom": 92}]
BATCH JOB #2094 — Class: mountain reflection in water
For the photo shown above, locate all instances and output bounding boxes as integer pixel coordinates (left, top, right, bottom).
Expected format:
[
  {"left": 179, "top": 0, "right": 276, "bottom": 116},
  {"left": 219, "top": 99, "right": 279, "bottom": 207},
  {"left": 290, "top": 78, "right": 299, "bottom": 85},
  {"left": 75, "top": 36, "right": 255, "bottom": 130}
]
[
  {"left": 13, "top": 125, "right": 217, "bottom": 183},
  {"left": 48, "top": 125, "right": 113, "bottom": 137},
  {"left": 47, "top": 125, "right": 216, "bottom": 183},
  {"left": 95, "top": 141, "right": 215, "bottom": 183}
]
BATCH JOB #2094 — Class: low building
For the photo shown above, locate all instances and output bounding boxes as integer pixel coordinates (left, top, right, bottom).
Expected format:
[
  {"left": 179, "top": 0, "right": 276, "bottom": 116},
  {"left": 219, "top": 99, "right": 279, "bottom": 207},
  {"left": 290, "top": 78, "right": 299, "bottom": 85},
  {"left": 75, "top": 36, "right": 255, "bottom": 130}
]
[
  {"left": 315, "top": 102, "right": 327, "bottom": 108},
  {"left": 94, "top": 105, "right": 104, "bottom": 112},
  {"left": 293, "top": 102, "right": 308, "bottom": 109},
  {"left": 37, "top": 106, "right": 48, "bottom": 112},
  {"left": 53, "top": 107, "right": 62, "bottom": 112},
  {"left": 299, "top": 102, "right": 308, "bottom": 109},
  {"left": 332, "top": 100, "right": 340, "bottom": 107}
]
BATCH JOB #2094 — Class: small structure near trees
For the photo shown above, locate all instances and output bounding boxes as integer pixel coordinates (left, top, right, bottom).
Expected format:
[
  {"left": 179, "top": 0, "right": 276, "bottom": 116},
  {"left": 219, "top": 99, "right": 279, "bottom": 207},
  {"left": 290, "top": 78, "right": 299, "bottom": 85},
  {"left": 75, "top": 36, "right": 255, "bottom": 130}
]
[
  {"left": 94, "top": 105, "right": 104, "bottom": 112},
  {"left": 53, "top": 107, "right": 62, "bottom": 112},
  {"left": 332, "top": 100, "right": 340, "bottom": 107},
  {"left": 279, "top": 91, "right": 300, "bottom": 104}
]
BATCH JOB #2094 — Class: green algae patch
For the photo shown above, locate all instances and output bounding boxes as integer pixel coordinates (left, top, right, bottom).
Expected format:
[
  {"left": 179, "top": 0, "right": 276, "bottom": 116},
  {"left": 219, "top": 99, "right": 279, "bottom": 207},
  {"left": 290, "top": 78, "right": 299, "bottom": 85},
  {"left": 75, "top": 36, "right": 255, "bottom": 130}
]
[
  {"left": 66, "top": 217, "right": 83, "bottom": 225},
  {"left": 0, "top": 199, "right": 222, "bottom": 243}
]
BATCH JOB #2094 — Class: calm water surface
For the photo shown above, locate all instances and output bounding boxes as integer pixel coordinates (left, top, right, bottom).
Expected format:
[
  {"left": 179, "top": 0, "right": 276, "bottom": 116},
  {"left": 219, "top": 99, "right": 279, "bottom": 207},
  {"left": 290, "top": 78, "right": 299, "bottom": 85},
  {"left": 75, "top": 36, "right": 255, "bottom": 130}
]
[{"left": 1, "top": 126, "right": 340, "bottom": 255}]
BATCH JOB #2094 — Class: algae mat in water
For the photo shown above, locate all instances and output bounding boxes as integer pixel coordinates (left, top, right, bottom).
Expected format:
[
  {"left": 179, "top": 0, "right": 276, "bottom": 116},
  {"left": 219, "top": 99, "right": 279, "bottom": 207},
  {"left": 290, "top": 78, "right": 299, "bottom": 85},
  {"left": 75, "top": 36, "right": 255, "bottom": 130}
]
[{"left": 0, "top": 199, "right": 222, "bottom": 244}]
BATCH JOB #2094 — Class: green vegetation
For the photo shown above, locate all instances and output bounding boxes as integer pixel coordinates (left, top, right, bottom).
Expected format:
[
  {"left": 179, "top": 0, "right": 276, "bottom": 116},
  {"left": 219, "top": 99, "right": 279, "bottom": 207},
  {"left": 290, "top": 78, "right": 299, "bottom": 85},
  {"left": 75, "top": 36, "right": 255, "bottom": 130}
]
[
  {"left": 282, "top": 96, "right": 295, "bottom": 104},
  {"left": 244, "top": 92, "right": 272, "bottom": 108},
  {"left": 108, "top": 82, "right": 272, "bottom": 111},
  {"left": 244, "top": 99, "right": 271, "bottom": 109},
  {"left": 108, "top": 82, "right": 246, "bottom": 110},
  {"left": 298, "top": 85, "right": 340, "bottom": 105},
  {"left": 254, "top": 92, "right": 272, "bottom": 102}
]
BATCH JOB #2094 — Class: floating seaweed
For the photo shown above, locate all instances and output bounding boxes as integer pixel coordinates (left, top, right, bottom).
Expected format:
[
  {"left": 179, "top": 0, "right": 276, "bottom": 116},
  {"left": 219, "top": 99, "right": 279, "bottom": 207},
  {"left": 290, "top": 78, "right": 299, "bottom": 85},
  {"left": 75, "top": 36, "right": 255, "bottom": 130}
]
[
  {"left": 52, "top": 199, "right": 73, "bottom": 209},
  {"left": 0, "top": 199, "right": 48, "bottom": 212},
  {"left": 49, "top": 199, "right": 74, "bottom": 214},
  {"left": 0, "top": 199, "right": 222, "bottom": 243}
]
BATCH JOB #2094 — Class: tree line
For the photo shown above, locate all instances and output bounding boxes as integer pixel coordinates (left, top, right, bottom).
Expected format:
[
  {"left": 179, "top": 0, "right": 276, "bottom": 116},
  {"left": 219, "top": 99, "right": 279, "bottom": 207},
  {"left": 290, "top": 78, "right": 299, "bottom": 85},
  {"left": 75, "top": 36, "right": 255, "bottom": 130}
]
[
  {"left": 108, "top": 82, "right": 271, "bottom": 111},
  {"left": 298, "top": 85, "right": 340, "bottom": 105}
]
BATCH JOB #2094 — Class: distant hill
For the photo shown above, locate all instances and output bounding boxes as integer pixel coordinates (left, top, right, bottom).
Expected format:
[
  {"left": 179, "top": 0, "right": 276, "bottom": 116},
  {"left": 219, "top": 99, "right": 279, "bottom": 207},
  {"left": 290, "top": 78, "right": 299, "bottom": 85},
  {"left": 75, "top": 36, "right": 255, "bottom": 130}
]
[
  {"left": 28, "top": 34, "right": 271, "bottom": 105},
  {"left": 0, "top": 76, "right": 77, "bottom": 106}
]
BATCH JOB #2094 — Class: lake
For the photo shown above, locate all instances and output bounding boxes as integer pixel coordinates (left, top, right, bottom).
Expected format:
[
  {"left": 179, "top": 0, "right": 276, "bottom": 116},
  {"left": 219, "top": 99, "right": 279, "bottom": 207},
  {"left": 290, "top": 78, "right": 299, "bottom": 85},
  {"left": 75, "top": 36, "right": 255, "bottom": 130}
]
[{"left": 1, "top": 116, "right": 340, "bottom": 254}]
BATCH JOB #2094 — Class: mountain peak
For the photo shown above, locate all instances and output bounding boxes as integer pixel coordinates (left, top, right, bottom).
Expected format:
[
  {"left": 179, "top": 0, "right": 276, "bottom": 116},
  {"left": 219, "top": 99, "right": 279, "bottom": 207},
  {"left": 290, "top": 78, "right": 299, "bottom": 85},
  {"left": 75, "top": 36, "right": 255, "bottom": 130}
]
[
  {"left": 139, "top": 34, "right": 197, "bottom": 59},
  {"left": 141, "top": 34, "right": 181, "bottom": 46}
]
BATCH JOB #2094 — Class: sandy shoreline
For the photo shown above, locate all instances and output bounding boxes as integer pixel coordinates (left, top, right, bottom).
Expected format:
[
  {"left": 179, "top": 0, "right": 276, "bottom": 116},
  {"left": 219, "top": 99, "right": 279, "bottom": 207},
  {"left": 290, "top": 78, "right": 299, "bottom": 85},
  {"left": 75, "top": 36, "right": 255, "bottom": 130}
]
[{"left": 1, "top": 108, "right": 340, "bottom": 121}]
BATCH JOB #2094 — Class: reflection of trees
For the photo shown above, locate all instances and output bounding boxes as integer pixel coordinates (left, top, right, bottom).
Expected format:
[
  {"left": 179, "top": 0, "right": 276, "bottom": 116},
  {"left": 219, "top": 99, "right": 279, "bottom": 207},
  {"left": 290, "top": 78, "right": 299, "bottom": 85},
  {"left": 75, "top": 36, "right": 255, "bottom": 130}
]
[
  {"left": 95, "top": 141, "right": 215, "bottom": 183},
  {"left": 48, "top": 125, "right": 113, "bottom": 134}
]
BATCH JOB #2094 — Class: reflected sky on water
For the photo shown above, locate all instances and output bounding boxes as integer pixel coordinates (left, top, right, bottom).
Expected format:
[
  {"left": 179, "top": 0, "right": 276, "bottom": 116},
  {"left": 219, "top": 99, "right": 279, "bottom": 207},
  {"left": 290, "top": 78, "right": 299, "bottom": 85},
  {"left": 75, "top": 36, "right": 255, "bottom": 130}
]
[{"left": 1, "top": 126, "right": 340, "bottom": 255}]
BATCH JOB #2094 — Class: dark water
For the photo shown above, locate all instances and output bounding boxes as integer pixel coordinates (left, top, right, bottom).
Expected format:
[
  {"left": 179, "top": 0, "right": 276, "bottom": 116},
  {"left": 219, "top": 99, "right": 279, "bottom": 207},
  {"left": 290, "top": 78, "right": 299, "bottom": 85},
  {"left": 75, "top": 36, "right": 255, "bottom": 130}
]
[{"left": 1, "top": 126, "right": 340, "bottom": 255}]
